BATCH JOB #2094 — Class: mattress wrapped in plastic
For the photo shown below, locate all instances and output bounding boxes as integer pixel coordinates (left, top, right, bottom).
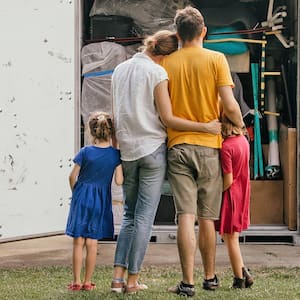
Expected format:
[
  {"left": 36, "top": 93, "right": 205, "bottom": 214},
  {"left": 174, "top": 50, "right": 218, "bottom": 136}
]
[
  {"left": 81, "top": 41, "right": 132, "bottom": 130},
  {"left": 89, "top": 0, "right": 192, "bottom": 35}
]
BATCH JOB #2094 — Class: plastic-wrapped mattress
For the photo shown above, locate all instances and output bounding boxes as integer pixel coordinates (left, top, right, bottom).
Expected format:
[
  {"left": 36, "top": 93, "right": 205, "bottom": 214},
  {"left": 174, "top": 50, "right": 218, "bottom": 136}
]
[{"left": 81, "top": 42, "right": 127, "bottom": 127}]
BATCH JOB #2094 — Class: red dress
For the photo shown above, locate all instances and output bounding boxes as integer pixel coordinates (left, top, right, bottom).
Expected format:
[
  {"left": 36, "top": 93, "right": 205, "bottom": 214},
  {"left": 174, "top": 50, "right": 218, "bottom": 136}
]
[{"left": 215, "top": 135, "right": 250, "bottom": 234}]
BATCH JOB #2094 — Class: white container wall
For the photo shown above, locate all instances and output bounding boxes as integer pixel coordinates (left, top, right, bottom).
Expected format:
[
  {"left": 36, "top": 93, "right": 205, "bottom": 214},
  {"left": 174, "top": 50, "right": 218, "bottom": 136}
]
[{"left": 0, "top": 0, "right": 75, "bottom": 241}]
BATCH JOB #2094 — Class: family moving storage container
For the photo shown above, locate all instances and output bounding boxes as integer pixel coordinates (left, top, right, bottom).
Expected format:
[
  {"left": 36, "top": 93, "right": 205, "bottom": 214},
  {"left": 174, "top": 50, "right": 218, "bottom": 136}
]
[{"left": 0, "top": 0, "right": 299, "bottom": 245}]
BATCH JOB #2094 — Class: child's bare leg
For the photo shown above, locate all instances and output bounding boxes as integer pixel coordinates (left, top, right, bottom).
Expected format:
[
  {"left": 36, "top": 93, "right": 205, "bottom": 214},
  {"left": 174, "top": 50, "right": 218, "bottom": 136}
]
[
  {"left": 72, "top": 237, "right": 85, "bottom": 284},
  {"left": 222, "top": 233, "right": 244, "bottom": 278},
  {"left": 83, "top": 238, "right": 98, "bottom": 284}
]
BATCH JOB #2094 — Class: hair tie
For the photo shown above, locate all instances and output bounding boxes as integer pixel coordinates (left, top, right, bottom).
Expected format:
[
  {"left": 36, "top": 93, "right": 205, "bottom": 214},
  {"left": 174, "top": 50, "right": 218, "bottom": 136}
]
[{"left": 97, "top": 115, "right": 106, "bottom": 121}]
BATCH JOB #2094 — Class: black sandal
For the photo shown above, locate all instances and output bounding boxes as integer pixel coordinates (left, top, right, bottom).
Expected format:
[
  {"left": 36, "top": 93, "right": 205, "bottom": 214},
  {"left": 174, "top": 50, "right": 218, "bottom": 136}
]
[{"left": 242, "top": 267, "right": 254, "bottom": 288}]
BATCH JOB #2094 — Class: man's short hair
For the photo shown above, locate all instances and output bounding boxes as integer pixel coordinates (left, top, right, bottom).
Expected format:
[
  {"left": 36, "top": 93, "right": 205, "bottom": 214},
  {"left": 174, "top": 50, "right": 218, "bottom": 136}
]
[{"left": 174, "top": 6, "right": 204, "bottom": 42}]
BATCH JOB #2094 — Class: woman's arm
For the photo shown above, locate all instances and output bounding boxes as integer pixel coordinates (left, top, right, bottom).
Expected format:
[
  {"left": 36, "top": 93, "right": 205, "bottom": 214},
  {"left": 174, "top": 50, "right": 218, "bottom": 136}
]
[
  {"left": 114, "top": 164, "right": 124, "bottom": 186},
  {"left": 223, "top": 172, "right": 233, "bottom": 191},
  {"left": 154, "top": 80, "right": 221, "bottom": 134},
  {"left": 69, "top": 164, "right": 80, "bottom": 191}
]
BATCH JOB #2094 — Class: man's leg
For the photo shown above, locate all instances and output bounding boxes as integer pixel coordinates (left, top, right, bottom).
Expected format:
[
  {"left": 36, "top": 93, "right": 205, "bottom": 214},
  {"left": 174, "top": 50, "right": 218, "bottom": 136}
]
[
  {"left": 167, "top": 145, "right": 198, "bottom": 296},
  {"left": 177, "top": 214, "right": 196, "bottom": 284},
  {"left": 198, "top": 218, "right": 217, "bottom": 280},
  {"left": 195, "top": 146, "right": 222, "bottom": 288}
]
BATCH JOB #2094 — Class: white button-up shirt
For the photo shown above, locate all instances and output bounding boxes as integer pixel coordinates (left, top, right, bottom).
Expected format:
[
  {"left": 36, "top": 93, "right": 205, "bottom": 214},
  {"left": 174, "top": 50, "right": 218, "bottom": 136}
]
[{"left": 112, "top": 52, "right": 168, "bottom": 161}]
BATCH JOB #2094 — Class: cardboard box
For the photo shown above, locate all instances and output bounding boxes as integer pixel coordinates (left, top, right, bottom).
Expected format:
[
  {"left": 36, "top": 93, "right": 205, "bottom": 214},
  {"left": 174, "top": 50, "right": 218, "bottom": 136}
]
[
  {"left": 250, "top": 180, "right": 283, "bottom": 224},
  {"left": 279, "top": 125, "right": 297, "bottom": 230}
]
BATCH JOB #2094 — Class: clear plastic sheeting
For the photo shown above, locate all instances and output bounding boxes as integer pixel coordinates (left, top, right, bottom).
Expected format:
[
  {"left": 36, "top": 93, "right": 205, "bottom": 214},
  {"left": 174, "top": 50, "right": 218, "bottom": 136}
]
[
  {"left": 89, "top": 0, "right": 192, "bottom": 35},
  {"left": 81, "top": 41, "right": 133, "bottom": 132}
]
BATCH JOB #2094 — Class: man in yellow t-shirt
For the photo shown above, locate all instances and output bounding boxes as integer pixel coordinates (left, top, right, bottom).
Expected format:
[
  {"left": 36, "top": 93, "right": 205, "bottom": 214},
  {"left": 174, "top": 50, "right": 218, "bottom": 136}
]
[{"left": 161, "top": 6, "right": 244, "bottom": 297}]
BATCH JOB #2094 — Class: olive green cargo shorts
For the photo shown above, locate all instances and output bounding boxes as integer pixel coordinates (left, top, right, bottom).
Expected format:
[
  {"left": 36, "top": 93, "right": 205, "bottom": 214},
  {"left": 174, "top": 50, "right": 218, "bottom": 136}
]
[{"left": 167, "top": 144, "right": 222, "bottom": 220}]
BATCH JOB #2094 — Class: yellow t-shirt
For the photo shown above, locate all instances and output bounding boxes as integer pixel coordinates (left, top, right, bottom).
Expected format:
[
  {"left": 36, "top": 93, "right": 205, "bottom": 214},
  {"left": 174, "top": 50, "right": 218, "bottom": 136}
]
[{"left": 161, "top": 47, "right": 233, "bottom": 149}]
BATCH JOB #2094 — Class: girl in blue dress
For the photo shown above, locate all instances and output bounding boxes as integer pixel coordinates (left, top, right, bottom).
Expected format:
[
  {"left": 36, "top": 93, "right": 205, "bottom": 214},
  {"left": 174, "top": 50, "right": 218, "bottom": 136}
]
[{"left": 66, "top": 111, "right": 123, "bottom": 291}]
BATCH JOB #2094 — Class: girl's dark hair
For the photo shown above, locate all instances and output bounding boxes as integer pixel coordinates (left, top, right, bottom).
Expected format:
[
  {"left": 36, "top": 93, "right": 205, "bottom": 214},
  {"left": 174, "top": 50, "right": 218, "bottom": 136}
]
[
  {"left": 141, "top": 30, "right": 178, "bottom": 56},
  {"left": 88, "top": 111, "right": 113, "bottom": 143},
  {"left": 174, "top": 6, "right": 204, "bottom": 43}
]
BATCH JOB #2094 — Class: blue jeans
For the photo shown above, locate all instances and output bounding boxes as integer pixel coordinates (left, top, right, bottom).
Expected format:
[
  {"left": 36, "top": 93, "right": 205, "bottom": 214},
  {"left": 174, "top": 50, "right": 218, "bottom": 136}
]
[{"left": 114, "top": 143, "right": 166, "bottom": 274}]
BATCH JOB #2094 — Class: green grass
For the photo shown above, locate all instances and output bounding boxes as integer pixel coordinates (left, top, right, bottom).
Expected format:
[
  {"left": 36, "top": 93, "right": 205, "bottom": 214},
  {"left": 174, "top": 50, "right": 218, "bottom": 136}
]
[{"left": 0, "top": 265, "right": 299, "bottom": 300}]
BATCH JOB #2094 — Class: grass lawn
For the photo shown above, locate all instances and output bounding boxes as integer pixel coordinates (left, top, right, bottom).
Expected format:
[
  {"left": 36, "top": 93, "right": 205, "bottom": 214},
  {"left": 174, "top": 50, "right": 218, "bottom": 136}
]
[{"left": 0, "top": 265, "right": 299, "bottom": 300}]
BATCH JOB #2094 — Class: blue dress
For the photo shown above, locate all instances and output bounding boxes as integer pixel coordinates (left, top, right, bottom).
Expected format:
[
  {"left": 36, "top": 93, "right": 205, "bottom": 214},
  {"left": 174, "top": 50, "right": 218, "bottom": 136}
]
[{"left": 66, "top": 146, "right": 121, "bottom": 239}]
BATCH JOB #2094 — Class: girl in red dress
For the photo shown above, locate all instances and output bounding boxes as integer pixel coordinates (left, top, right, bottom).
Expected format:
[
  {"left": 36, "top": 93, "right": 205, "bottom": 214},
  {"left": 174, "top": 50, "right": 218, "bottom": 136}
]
[{"left": 215, "top": 114, "right": 254, "bottom": 289}]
